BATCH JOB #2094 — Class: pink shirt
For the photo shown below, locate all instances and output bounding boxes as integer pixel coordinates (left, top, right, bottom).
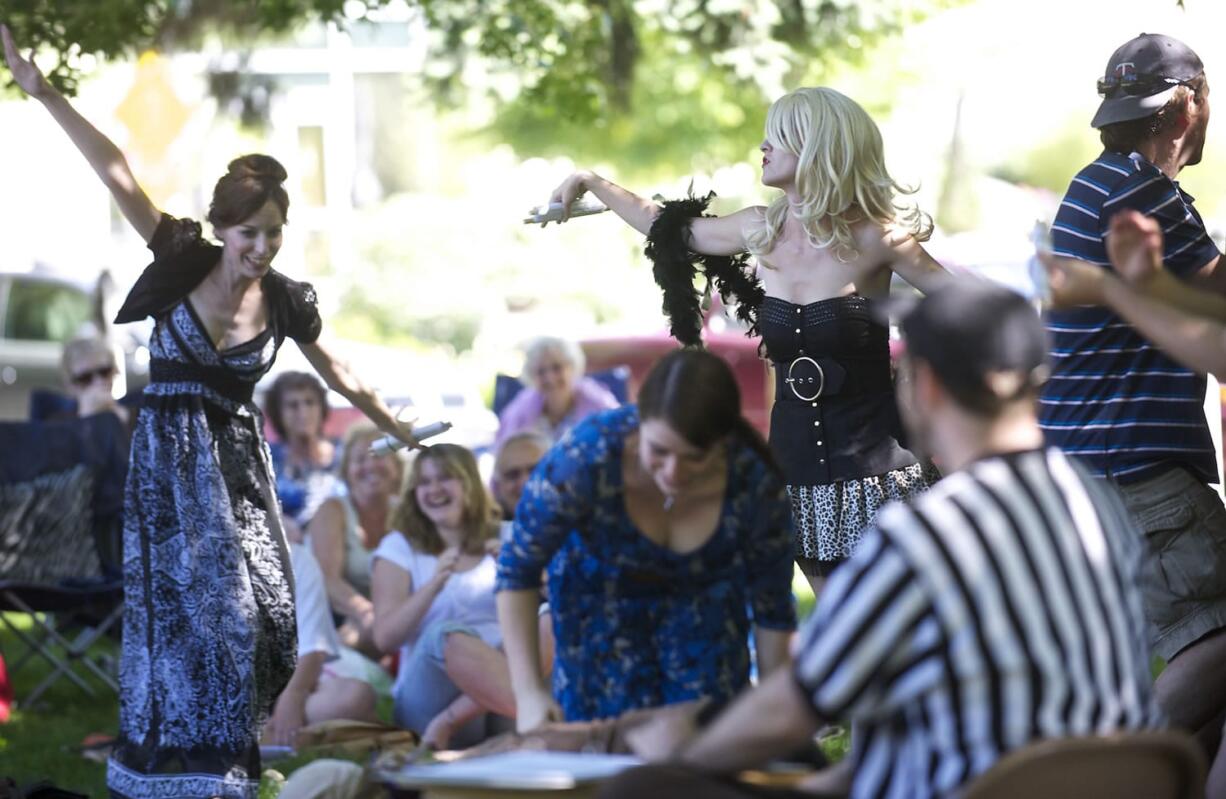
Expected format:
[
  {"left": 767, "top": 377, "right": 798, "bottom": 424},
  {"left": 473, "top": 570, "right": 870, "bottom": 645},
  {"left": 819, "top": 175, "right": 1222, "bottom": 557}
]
[{"left": 495, "top": 377, "right": 619, "bottom": 448}]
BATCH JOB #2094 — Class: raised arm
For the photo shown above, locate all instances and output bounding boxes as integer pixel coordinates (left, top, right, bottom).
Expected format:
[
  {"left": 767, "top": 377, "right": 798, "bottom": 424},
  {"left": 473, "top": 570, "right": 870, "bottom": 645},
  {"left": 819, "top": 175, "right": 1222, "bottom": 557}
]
[
  {"left": 299, "top": 339, "right": 415, "bottom": 445},
  {"left": 1043, "top": 252, "right": 1226, "bottom": 379},
  {"left": 2, "top": 24, "right": 160, "bottom": 243},
  {"left": 549, "top": 170, "right": 758, "bottom": 257},
  {"left": 1106, "top": 210, "right": 1226, "bottom": 321}
]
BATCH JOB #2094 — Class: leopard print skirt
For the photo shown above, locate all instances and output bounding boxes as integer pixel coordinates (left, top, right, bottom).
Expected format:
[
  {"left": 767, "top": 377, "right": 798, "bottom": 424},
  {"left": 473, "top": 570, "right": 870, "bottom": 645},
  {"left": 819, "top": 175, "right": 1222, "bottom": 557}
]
[{"left": 787, "top": 461, "right": 941, "bottom": 564}]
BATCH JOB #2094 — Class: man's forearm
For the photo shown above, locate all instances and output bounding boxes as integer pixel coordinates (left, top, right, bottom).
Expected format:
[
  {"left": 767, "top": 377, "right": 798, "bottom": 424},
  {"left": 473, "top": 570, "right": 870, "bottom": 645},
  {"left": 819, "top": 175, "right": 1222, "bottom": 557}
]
[
  {"left": 1103, "top": 275, "right": 1226, "bottom": 378},
  {"left": 1141, "top": 267, "right": 1226, "bottom": 320},
  {"left": 678, "top": 668, "right": 819, "bottom": 774}
]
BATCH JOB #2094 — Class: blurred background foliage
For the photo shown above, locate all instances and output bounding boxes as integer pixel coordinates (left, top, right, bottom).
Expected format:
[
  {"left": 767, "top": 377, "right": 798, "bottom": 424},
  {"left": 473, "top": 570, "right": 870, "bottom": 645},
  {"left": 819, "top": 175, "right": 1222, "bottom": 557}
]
[
  {"left": 2, "top": 0, "right": 1216, "bottom": 362},
  {"left": 2, "top": 0, "right": 960, "bottom": 173}
]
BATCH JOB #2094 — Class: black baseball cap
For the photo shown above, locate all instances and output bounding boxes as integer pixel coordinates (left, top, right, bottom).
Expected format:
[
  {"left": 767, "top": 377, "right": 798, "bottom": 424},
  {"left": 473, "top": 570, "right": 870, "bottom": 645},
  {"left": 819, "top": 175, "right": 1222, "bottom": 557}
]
[
  {"left": 896, "top": 281, "right": 1049, "bottom": 413},
  {"left": 1092, "top": 33, "right": 1204, "bottom": 129}
]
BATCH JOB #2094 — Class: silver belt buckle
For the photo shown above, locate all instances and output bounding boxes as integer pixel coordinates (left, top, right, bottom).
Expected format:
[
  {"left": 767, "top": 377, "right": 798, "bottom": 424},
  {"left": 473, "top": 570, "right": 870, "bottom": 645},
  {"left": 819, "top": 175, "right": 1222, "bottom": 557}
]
[{"left": 785, "top": 356, "right": 825, "bottom": 402}]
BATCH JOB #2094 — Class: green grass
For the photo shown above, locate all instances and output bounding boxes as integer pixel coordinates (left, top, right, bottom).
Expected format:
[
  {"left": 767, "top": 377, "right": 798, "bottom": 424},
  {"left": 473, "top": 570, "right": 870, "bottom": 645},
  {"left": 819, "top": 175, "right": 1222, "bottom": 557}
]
[
  {"left": 0, "top": 612, "right": 116, "bottom": 793},
  {"left": 0, "top": 613, "right": 351, "bottom": 795},
  {"left": 0, "top": 577, "right": 838, "bottom": 793}
]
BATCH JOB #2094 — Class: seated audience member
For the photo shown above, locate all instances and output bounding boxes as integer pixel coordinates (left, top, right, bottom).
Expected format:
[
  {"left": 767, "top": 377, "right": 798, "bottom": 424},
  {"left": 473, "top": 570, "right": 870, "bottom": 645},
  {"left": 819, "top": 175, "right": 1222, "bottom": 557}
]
[
  {"left": 497, "top": 349, "right": 796, "bottom": 731},
  {"left": 56, "top": 336, "right": 132, "bottom": 431},
  {"left": 495, "top": 336, "right": 618, "bottom": 447},
  {"left": 265, "top": 371, "right": 341, "bottom": 541},
  {"left": 599, "top": 282, "right": 1161, "bottom": 799},
  {"left": 264, "top": 541, "right": 378, "bottom": 748},
  {"left": 372, "top": 444, "right": 515, "bottom": 749},
  {"left": 309, "top": 423, "right": 403, "bottom": 656},
  {"left": 491, "top": 430, "right": 551, "bottom": 521}
]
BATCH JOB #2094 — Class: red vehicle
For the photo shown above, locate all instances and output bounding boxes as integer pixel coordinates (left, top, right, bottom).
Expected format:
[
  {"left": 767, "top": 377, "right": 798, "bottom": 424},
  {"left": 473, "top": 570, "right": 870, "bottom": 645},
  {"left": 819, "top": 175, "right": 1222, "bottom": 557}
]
[{"left": 582, "top": 321, "right": 772, "bottom": 437}]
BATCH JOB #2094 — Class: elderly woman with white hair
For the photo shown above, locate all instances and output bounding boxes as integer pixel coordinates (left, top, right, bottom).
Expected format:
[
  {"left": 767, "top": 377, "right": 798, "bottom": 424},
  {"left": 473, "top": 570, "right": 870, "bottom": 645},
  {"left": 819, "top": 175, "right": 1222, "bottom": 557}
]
[{"left": 495, "top": 336, "right": 618, "bottom": 448}]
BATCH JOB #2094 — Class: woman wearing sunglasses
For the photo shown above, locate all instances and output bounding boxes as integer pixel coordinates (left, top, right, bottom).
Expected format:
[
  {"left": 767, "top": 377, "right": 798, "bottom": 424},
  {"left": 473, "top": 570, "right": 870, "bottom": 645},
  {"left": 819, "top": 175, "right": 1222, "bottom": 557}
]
[{"left": 59, "top": 336, "right": 132, "bottom": 431}]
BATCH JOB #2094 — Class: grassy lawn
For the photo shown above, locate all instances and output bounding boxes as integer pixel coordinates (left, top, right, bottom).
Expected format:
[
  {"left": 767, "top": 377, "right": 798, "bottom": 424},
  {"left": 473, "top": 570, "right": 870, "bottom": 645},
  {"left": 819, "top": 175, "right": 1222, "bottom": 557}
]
[
  {"left": 0, "top": 612, "right": 116, "bottom": 794},
  {"left": 0, "top": 613, "right": 350, "bottom": 796}
]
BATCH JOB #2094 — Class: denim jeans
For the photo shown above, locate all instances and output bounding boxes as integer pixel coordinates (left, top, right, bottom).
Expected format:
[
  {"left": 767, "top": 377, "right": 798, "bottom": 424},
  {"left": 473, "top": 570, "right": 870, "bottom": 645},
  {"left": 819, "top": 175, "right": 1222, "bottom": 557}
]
[{"left": 392, "top": 619, "right": 489, "bottom": 747}]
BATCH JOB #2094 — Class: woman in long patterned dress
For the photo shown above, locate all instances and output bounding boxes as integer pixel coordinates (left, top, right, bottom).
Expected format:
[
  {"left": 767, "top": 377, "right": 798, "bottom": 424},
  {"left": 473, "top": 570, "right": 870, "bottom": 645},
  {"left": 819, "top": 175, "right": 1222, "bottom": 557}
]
[
  {"left": 547, "top": 87, "right": 947, "bottom": 591},
  {"left": 497, "top": 349, "right": 797, "bottom": 732},
  {"left": 2, "top": 26, "right": 414, "bottom": 798}
]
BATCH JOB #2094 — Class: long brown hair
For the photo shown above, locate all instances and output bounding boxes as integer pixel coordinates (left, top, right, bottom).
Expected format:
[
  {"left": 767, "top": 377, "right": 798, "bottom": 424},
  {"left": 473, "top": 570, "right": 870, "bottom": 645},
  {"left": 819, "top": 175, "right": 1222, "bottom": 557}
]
[
  {"left": 392, "top": 444, "right": 500, "bottom": 556},
  {"left": 637, "top": 348, "right": 780, "bottom": 475}
]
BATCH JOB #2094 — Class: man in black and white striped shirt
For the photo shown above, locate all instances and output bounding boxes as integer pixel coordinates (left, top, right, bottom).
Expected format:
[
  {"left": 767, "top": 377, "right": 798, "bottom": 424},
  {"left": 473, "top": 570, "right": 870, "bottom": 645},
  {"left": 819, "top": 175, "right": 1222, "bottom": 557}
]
[{"left": 600, "top": 281, "right": 1162, "bottom": 799}]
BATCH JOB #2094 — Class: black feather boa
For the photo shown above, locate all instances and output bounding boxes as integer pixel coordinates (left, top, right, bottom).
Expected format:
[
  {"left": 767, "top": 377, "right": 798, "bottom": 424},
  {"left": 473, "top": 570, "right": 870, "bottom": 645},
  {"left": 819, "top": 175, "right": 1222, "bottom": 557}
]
[{"left": 644, "top": 192, "right": 764, "bottom": 348}]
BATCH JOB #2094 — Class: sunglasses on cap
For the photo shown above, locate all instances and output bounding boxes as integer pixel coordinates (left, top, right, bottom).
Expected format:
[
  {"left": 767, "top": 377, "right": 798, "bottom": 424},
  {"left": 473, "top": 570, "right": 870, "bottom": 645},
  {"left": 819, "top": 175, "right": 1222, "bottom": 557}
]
[
  {"left": 71, "top": 364, "right": 117, "bottom": 387},
  {"left": 1097, "top": 73, "right": 1196, "bottom": 98}
]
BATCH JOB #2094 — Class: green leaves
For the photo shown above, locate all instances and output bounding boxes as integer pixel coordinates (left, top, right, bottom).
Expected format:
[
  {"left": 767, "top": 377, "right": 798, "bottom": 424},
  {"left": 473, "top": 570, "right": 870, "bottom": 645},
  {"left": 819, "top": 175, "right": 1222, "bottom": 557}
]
[{"left": 0, "top": 0, "right": 957, "bottom": 171}]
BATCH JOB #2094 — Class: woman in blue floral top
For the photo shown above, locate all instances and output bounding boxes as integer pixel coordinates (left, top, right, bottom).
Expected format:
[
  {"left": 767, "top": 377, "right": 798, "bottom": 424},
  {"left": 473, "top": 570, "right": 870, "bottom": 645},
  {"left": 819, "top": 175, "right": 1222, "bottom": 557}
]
[{"left": 497, "top": 349, "right": 797, "bottom": 730}]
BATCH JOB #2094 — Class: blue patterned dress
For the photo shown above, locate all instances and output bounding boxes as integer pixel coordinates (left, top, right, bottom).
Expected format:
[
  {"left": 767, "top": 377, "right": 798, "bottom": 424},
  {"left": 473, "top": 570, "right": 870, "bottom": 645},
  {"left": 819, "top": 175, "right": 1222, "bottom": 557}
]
[
  {"left": 107, "top": 215, "right": 319, "bottom": 799},
  {"left": 496, "top": 406, "right": 797, "bottom": 721}
]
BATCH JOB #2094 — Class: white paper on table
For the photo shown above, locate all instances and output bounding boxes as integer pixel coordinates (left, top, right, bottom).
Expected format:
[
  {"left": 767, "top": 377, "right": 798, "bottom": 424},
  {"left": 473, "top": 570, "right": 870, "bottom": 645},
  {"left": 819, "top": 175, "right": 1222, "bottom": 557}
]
[{"left": 380, "top": 751, "right": 644, "bottom": 790}]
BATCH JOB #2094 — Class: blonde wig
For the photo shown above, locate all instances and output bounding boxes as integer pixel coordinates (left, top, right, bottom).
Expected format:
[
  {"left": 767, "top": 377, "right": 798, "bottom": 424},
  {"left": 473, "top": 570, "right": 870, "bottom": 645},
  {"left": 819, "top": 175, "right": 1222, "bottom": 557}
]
[{"left": 745, "top": 87, "right": 932, "bottom": 264}]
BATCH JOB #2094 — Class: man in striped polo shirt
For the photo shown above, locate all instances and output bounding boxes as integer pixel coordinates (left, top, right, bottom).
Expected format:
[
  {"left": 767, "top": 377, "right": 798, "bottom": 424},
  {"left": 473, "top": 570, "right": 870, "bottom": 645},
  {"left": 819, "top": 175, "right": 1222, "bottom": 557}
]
[
  {"left": 599, "top": 282, "right": 1160, "bottom": 799},
  {"left": 1044, "top": 33, "right": 1226, "bottom": 759}
]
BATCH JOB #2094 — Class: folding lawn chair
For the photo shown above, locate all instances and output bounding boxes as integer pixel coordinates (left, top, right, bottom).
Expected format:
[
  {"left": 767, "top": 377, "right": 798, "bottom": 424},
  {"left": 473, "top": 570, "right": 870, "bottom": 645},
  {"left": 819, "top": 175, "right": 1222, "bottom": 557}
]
[{"left": 0, "top": 412, "right": 128, "bottom": 708}]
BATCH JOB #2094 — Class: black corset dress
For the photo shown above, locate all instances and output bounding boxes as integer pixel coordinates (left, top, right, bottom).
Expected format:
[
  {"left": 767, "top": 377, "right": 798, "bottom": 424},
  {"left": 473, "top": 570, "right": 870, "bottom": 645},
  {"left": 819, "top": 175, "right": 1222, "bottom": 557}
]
[{"left": 760, "top": 295, "right": 939, "bottom": 563}]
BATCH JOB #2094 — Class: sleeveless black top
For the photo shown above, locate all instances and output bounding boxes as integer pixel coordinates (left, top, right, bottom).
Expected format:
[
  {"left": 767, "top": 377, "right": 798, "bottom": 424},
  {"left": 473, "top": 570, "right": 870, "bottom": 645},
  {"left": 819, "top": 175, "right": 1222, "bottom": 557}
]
[{"left": 759, "top": 295, "right": 918, "bottom": 486}]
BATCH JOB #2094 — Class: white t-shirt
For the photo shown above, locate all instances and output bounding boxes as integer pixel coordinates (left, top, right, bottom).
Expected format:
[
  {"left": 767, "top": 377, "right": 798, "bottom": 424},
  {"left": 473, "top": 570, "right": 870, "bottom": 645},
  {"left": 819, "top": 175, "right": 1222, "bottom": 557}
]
[
  {"left": 290, "top": 541, "right": 342, "bottom": 661},
  {"left": 371, "top": 531, "right": 502, "bottom": 672}
]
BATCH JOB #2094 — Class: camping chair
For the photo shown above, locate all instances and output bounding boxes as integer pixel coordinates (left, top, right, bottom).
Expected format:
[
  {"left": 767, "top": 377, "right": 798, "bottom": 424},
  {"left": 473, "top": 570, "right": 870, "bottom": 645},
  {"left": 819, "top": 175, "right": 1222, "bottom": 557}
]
[
  {"left": 960, "top": 730, "right": 1207, "bottom": 799},
  {"left": 0, "top": 413, "right": 128, "bottom": 708}
]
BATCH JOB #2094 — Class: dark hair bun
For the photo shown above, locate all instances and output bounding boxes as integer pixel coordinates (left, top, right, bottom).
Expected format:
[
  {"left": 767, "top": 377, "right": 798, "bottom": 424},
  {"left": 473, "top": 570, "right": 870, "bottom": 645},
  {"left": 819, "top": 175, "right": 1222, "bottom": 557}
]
[
  {"left": 208, "top": 153, "right": 291, "bottom": 228},
  {"left": 227, "top": 154, "right": 287, "bottom": 184}
]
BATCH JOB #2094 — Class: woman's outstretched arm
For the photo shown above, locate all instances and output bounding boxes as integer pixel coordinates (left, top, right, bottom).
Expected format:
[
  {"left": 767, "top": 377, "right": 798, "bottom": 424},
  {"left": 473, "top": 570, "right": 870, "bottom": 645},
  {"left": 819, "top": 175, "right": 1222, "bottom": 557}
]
[
  {"left": 2, "top": 24, "right": 161, "bottom": 243},
  {"left": 549, "top": 170, "right": 758, "bottom": 257},
  {"left": 299, "top": 339, "right": 415, "bottom": 445}
]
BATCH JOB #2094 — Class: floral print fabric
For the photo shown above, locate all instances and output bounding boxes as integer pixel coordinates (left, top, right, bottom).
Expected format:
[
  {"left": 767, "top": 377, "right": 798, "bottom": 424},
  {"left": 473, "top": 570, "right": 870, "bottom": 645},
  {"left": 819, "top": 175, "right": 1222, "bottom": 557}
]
[
  {"left": 497, "top": 405, "right": 797, "bottom": 722},
  {"left": 108, "top": 215, "right": 320, "bottom": 799}
]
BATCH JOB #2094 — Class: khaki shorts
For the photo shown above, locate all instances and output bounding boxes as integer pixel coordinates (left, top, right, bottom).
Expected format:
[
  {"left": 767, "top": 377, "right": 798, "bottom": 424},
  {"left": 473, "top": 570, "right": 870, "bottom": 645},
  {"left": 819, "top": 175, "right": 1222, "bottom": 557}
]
[{"left": 1115, "top": 466, "right": 1226, "bottom": 661}]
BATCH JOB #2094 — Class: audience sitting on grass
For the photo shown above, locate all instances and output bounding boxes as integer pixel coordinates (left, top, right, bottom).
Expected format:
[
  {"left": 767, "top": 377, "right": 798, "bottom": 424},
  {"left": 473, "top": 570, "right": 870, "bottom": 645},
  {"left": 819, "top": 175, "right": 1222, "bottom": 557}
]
[
  {"left": 372, "top": 443, "right": 520, "bottom": 749},
  {"left": 599, "top": 282, "right": 1161, "bottom": 799},
  {"left": 265, "top": 371, "right": 341, "bottom": 541},
  {"left": 309, "top": 423, "right": 404, "bottom": 658},
  {"left": 263, "top": 541, "right": 379, "bottom": 749},
  {"left": 496, "top": 349, "right": 797, "bottom": 730},
  {"left": 491, "top": 430, "right": 551, "bottom": 522},
  {"left": 495, "top": 336, "right": 618, "bottom": 448}
]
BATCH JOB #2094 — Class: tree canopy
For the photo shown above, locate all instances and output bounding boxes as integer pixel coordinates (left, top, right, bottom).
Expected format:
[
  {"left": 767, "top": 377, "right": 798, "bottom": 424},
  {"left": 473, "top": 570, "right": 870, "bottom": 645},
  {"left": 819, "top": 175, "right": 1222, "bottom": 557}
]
[{"left": 3, "top": 1, "right": 954, "bottom": 157}]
